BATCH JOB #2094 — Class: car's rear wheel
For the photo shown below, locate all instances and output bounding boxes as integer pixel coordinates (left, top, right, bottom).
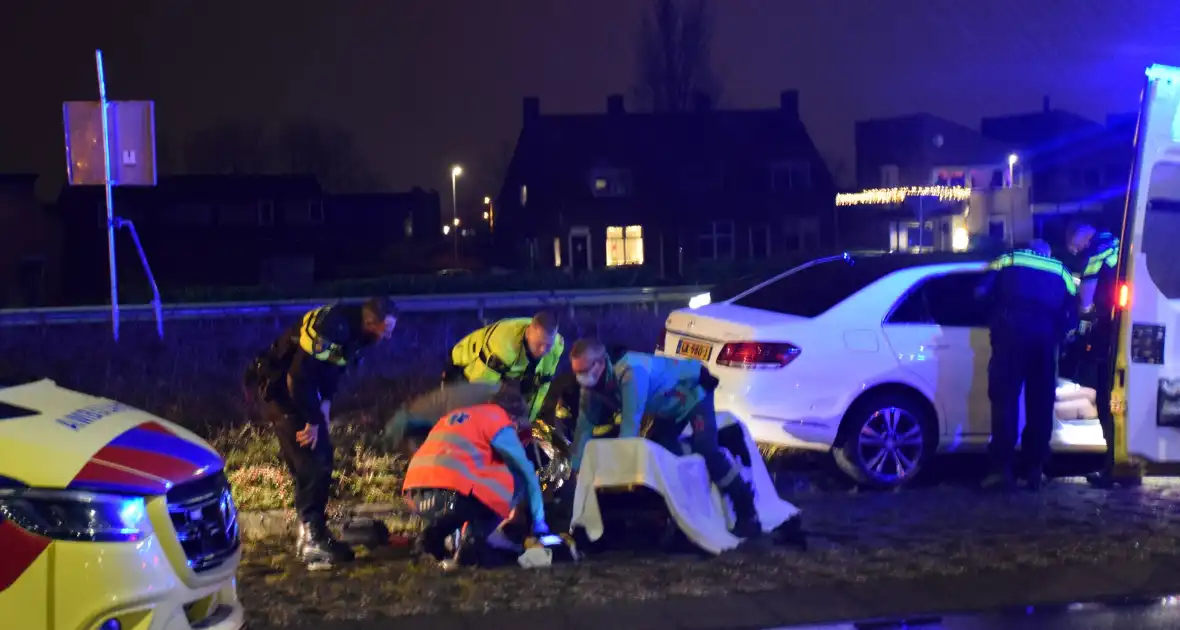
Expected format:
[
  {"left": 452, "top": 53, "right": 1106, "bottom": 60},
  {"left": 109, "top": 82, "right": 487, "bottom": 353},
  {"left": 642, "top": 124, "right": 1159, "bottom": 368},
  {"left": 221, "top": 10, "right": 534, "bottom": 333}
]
[{"left": 833, "top": 392, "right": 937, "bottom": 489}]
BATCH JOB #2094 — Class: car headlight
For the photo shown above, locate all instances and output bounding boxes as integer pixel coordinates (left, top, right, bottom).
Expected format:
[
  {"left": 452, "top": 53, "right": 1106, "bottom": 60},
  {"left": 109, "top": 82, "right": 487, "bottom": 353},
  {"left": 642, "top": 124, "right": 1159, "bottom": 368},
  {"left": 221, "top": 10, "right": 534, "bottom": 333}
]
[
  {"left": 0, "top": 488, "right": 148, "bottom": 542},
  {"left": 688, "top": 292, "right": 711, "bottom": 309}
]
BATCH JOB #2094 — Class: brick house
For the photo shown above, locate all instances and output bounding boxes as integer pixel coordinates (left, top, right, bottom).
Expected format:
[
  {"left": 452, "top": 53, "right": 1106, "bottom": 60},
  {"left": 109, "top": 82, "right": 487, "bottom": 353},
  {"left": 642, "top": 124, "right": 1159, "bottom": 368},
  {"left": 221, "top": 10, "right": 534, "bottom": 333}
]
[
  {"left": 56, "top": 175, "right": 442, "bottom": 303},
  {"left": 494, "top": 92, "right": 836, "bottom": 276}
]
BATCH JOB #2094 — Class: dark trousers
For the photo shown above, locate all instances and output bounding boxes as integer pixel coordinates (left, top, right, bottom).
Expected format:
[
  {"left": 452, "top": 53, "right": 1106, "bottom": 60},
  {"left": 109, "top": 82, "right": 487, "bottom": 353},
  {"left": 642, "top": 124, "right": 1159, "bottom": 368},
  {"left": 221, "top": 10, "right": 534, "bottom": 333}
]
[
  {"left": 645, "top": 392, "right": 740, "bottom": 491},
  {"left": 265, "top": 402, "right": 335, "bottom": 525},
  {"left": 1078, "top": 325, "right": 1115, "bottom": 465},
  {"left": 987, "top": 326, "right": 1058, "bottom": 472},
  {"left": 409, "top": 489, "right": 501, "bottom": 562}
]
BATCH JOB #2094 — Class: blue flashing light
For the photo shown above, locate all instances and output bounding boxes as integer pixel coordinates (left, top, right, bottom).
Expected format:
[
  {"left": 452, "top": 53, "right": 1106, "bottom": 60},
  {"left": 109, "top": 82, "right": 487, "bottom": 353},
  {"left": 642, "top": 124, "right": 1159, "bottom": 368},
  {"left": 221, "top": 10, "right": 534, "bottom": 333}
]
[
  {"left": 1146, "top": 64, "right": 1180, "bottom": 83},
  {"left": 119, "top": 497, "right": 146, "bottom": 530}
]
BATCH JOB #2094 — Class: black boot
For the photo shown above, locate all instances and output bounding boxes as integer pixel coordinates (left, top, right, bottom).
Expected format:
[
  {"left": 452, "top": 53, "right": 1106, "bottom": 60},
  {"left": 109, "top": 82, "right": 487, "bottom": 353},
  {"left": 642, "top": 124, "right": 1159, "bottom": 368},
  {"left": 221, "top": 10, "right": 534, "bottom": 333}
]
[
  {"left": 297, "top": 519, "right": 355, "bottom": 570},
  {"left": 725, "top": 480, "right": 762, "bottom": 539}
]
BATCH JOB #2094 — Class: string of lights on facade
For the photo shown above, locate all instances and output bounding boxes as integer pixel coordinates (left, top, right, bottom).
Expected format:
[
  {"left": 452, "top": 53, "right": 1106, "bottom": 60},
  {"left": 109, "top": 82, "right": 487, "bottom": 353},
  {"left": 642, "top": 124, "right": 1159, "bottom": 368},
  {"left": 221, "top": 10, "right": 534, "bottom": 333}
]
[{"left": 834, "top": 185, "right": 973, "bottom": 207}]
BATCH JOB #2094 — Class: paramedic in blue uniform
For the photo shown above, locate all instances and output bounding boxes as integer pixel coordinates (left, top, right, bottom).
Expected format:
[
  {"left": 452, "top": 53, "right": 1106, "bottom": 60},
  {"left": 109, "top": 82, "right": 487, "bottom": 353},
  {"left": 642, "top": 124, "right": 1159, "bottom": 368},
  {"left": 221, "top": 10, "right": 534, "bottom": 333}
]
[
  {"left": 978, "top": 240, "right": 1077, "bottom": 491},
  {"left": 567, "top": 338, "right": 762, "bottom": 538},
  {"left": 1067, "top": 223, "right": 1123, "bottom": 487}
]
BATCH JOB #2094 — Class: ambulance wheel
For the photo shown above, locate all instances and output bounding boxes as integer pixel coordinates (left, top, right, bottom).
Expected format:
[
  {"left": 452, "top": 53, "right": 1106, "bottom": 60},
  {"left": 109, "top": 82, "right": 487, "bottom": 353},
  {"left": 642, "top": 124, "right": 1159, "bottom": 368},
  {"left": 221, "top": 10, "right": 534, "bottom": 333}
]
[{"left": 833, "top": 391, "right": 937, "bottom": 490}]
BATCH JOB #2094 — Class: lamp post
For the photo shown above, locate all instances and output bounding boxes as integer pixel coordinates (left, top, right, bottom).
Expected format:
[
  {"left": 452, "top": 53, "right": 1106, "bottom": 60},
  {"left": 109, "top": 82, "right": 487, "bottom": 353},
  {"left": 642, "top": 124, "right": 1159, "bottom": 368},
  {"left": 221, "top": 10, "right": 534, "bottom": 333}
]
[
  {"left": 1007, "top": 153, "right": 1019, "bottom": 188},
  {"left": 483, "top": 195, "right": 494, "bottom": 234},
  {"left": 450, "top": 165, "right": 462, "bottom": 265}
]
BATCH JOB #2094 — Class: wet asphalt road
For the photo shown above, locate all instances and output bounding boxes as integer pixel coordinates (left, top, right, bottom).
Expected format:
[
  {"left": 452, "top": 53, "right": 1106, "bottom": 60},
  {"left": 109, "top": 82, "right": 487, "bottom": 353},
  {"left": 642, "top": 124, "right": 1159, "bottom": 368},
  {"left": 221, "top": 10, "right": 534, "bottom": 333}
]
[{"left": 776, "top": 597, "right": 1180, "bottom": 629}]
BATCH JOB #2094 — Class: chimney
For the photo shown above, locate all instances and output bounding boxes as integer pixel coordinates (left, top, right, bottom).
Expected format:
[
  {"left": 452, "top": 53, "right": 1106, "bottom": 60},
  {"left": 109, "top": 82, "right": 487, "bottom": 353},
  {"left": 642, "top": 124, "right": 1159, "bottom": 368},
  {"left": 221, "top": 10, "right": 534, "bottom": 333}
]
[
  {"left": 607, "top": 94, "right": 625, "bottom": 115},
  {"left": 522, "top": 97, "right": 540, "bottom": 125},
  {"left": 692, "top": 91, "right": 712, "bottom": 112},
  {"left": 780, "top": 90, "right": 799, "bottom": 119},
  {"left": 1042, "top": 95, "right": 1051, "bottom": 113}
]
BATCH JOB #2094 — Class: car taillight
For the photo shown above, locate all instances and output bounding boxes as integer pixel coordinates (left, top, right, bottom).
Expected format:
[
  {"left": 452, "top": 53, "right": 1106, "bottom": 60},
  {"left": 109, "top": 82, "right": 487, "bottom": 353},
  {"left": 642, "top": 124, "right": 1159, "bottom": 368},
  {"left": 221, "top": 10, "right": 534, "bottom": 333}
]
[
  {"left": 716, "top": 342, "right": 800, "bottom": 369},
  {"left": 1118, "top": 283, "right": 1130, "bottom": 310},
  {"left": 655, "top": 327, "right": 667, "bottom": 352}
]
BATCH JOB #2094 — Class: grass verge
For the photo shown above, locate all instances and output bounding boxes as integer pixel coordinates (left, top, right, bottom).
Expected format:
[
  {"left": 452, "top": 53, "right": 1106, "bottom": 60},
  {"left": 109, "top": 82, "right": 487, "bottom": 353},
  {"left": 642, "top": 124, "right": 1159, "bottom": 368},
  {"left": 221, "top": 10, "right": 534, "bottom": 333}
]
[
  {"left": 217, "top": 418, "right": 801, "bottom": 512},
  {"left": 212, "top": 414, "right": 407, "bottom": 512}
]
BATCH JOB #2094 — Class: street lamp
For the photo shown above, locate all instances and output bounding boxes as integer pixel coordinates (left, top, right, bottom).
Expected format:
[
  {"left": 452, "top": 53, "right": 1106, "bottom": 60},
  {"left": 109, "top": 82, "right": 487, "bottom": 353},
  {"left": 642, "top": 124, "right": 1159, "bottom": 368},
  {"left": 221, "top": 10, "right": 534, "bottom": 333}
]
[
  {"left": 1007, "top": 154, "right": 1018, "bottom": 188},
  {"left": 483, "top": 194, "right": 494, "bottom": 233},
  {"left": 450, "top": 165, "right": 462, "bottom": 264}
]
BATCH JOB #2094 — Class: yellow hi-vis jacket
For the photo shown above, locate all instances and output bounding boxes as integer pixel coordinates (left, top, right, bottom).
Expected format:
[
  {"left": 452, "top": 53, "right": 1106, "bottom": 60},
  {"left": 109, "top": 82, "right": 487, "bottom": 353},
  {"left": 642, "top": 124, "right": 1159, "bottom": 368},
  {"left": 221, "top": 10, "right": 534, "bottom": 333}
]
[
  {"left": 450, "top": 317, "right": 565, "bottom": 421},
  {"left": 298, "top": 306, "right": 349, "bottom": 367}
]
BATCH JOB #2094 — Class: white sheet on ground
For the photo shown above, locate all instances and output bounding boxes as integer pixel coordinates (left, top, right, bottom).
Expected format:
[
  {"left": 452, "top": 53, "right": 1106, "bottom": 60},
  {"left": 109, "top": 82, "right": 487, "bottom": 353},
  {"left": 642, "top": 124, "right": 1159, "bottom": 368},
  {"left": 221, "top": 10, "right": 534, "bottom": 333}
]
[{"left": 569, "top": 421, "right": 801, "bottom": 555}]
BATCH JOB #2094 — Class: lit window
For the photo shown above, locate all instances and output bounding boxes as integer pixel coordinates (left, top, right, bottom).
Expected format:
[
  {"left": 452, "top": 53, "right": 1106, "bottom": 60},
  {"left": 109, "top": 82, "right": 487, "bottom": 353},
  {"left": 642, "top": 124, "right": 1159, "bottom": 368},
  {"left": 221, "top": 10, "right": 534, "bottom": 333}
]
[
  {"left": 952, "top": 226, "right": 969, "bottom": 252},
  {"left": 520, "top": 185, "right": 528, "bottom": 207},
  {"left": 553, "top": 237, "right": 562, "bottom": 267},
  {"left": 595, "top": 178, "right": 608, "bottom": 191},
  {"left": 606, "top": 225, "right": 644, "bottom": 267}
]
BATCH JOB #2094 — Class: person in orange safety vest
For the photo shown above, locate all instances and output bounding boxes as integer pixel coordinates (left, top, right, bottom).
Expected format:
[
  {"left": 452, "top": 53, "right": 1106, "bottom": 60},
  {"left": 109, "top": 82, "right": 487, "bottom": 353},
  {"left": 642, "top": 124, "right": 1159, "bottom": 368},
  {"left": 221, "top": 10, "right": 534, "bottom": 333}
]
[{"left": 402, "top": 388, "right": 549, "bottom": 565}]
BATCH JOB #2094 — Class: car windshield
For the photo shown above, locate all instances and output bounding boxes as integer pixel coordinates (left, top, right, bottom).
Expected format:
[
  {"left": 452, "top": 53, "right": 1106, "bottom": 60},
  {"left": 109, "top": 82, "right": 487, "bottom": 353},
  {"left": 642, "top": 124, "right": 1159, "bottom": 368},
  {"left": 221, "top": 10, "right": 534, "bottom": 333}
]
[{"left": 730, "top": 256, "right": 903, "bottom": 318}]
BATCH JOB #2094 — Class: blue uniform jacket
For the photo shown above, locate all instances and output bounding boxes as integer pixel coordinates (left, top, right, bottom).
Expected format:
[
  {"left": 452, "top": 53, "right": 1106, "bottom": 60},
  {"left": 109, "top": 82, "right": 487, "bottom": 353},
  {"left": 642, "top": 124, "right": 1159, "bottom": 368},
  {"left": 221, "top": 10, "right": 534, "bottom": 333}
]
[
  {"left": 978, "top": 248, "right": 1078, "bottom": 339},
  {"left": 571, "top": 352, "right": 704, "bottom": 470}
]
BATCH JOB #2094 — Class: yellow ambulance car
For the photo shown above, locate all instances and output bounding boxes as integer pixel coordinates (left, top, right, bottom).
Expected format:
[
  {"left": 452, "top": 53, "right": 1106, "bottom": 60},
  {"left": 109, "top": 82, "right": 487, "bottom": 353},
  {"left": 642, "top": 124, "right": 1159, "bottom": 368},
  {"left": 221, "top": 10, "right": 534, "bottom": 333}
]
[{"left": 0, "top": 375, "right": 244, "bottom": 630}]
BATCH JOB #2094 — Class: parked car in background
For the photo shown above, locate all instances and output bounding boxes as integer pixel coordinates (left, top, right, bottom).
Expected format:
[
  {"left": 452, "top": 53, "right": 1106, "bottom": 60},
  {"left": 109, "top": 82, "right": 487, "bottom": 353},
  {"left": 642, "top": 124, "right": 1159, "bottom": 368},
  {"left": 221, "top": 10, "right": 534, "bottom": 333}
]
[
  {"left": 0, "top": 375, "right": 244, "bottom": 630},
  {"left": 658, "top": 252, "right": 1105, "bottom": 488}
]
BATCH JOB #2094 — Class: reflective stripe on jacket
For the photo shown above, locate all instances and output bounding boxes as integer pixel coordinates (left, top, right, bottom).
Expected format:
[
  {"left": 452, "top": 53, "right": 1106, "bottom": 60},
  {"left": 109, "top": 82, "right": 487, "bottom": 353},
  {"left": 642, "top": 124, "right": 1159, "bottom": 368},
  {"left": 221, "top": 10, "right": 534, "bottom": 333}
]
[
  {"left": 1081, "top": 233, "right": 1119, "bottom": 280},
  {"left": 298, "top": 306, "right": 347, "bottom": 366},
  {"left": 402, "top": 403, "right": 517, "bottom": 518},
  {"left": 449, "top": 317, "right": 565, "bottom": 420},
  {"left": 983, "top": 249, "right": 1077, "bottom": 337}
]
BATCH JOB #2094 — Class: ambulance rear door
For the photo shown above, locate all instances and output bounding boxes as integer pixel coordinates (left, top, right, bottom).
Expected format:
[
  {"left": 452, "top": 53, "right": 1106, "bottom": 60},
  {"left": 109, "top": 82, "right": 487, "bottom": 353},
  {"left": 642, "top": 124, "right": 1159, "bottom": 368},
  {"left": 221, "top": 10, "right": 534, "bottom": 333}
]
[{"left": 1114, "top": 64, "right": 1180, "bottom": 462}]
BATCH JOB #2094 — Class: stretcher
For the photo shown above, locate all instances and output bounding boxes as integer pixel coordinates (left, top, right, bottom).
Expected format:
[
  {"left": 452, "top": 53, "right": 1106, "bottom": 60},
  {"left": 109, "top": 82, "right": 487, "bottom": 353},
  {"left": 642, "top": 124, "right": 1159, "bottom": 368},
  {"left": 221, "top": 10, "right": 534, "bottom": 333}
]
[{"left": 568, "top": 420, "right": 802, "bottom": 555}]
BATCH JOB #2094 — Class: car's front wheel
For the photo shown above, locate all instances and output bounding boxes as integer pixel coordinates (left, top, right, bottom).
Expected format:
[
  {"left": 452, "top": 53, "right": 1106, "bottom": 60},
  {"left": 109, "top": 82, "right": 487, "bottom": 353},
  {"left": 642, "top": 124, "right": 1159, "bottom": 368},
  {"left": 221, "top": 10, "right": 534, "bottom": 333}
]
[{"left": 833, "top": 392, "right": 937, "bottom": 489}]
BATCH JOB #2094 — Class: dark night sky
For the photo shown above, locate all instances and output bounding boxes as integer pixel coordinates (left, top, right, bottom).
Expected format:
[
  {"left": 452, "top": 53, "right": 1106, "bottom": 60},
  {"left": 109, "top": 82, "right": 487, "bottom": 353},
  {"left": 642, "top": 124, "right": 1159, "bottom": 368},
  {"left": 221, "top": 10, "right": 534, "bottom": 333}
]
[{"left": 3, "top": 1, "right": 1180, "bottom": 206}]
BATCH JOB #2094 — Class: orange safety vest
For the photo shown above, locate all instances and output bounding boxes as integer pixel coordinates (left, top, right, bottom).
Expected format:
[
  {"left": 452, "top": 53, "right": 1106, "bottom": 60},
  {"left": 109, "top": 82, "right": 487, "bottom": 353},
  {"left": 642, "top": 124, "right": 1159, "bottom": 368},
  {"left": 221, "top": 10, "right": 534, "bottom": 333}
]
[{"left": 402, "top": 403, "right": 517, "bottom": 518}]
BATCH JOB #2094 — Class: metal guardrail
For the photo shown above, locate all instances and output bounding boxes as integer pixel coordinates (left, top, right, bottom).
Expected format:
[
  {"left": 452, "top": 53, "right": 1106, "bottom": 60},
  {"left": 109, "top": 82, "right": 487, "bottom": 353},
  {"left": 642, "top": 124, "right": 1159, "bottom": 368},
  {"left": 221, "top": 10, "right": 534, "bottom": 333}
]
[{"left": 0, "top": 286, "right": 710, "bottom": 327}]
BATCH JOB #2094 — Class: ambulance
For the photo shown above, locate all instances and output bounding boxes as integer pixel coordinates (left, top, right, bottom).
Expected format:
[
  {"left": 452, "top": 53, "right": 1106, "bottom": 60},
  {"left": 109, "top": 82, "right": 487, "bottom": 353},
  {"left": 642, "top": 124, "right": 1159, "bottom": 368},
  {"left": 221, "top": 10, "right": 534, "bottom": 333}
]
[
  {"left": 1109, "top": 63, "right": 1180, "bottom": 478},
  {"left": 0, "top": 375, "right": 244, "bottom": 630}
]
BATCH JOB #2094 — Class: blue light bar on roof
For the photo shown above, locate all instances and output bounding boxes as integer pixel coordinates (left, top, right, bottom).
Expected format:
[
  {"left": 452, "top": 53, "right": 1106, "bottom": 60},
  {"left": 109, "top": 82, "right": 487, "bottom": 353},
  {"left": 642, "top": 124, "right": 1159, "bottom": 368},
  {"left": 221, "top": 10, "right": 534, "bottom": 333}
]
[{"left": 1146, "top": 64, "right": 1180, "bottom": 83}]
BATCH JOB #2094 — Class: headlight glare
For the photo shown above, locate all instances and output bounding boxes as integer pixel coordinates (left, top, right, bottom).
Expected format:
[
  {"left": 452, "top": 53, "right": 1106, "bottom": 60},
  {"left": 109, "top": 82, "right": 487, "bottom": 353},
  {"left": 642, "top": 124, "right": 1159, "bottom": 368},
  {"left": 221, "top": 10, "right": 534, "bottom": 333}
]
[
  {"left": 0, "top": 489, "right": 149, "bottom": 542},
  {"left": 688, "top": 292, "right": 711, "bottom": 309}
]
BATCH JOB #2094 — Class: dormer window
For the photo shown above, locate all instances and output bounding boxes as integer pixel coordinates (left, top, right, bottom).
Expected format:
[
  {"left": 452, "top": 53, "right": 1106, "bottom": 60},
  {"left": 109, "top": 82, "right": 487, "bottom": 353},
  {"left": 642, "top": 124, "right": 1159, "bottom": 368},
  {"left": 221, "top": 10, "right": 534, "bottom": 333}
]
[{"left": 588, "top": 167, "right": 632, "bottom": 198}]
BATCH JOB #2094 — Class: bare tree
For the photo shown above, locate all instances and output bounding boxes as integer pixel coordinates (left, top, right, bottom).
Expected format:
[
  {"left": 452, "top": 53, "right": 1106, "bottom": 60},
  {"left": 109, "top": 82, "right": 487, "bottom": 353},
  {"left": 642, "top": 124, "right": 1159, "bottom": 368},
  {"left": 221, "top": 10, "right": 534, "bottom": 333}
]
[
  {"left": 182, "top": 120, "right": 271, "bottom": 175},
  {"left": 274, "top": 120, "right": 377, "bottom": 193},
  {"left": 181, "top": 118, "right": 378, "bottom": 192},
  {"left": 634, "top": 0, "right": 720, "bottom": 112}
]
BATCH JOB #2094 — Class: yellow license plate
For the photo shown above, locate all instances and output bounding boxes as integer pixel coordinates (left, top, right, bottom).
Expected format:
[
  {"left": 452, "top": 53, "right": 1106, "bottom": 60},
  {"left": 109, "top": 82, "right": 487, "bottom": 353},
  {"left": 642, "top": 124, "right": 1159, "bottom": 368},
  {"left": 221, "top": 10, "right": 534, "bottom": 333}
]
[{"left": 676, "top": 339, "right": 712, "bottom": 361}]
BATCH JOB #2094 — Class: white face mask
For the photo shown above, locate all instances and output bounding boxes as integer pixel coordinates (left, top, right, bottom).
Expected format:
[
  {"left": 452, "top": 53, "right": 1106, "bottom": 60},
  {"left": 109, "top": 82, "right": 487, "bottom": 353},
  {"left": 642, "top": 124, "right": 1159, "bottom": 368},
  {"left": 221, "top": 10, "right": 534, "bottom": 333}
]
[{"left": 575, "top": 373, "right": 599, "bottom": 388}]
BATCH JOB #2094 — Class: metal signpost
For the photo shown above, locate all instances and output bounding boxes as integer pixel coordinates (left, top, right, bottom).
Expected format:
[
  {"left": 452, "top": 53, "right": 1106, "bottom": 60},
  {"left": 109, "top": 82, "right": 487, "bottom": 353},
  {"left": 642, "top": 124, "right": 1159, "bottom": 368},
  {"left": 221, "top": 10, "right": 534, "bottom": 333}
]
[{"left": 63, "top": 50, "right": 162, "bottom": 340}]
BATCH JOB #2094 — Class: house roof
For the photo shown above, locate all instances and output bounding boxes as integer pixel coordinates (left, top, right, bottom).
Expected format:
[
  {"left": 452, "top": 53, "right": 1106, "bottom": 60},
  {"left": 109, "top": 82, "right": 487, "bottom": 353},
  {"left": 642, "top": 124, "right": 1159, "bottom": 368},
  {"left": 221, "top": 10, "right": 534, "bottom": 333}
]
[
  {"left": 503, "top": 94, "right": 832, "bottom": 201},
  {"left": 523, "top": 110, "right": 820, "bottom": 165},
  {"left": 855, "top": 113, "right": 1015, "bottom": 166}
]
